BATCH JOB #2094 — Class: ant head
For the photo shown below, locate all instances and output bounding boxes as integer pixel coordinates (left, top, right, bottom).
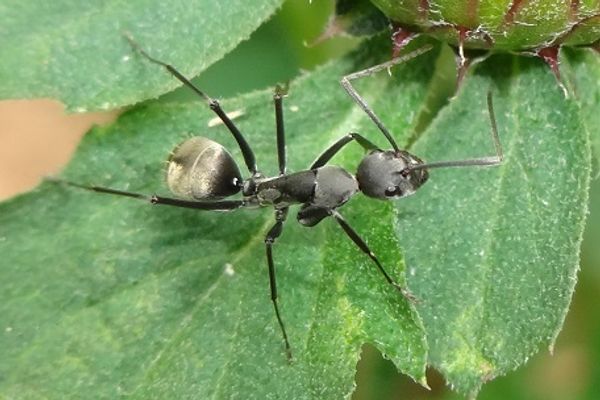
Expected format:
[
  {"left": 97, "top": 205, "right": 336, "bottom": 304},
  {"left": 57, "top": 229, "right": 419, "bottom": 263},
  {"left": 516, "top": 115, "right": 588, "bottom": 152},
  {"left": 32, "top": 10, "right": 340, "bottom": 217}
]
[{"left": 356, "top": 150, "right": 429, "bottom": 200}]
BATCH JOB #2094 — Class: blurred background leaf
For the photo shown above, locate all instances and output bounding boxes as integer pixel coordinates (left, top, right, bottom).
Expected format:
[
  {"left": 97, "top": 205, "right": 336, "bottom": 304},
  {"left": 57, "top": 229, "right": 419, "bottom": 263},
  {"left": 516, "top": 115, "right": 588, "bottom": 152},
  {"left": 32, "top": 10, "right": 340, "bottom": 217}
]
[{"left": 0, "top": 0, "right": 285, "bottom": 111}]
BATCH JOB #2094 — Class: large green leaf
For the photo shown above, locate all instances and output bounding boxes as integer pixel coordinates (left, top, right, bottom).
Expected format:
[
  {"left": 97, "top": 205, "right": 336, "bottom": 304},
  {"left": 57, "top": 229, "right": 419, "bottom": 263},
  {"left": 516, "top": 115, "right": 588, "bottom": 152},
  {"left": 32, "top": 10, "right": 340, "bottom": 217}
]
[
  {"left": 0, "top": 42, "right": 442, "bottom": 399},
  {"left": 0, "top": 0, "right": 283, "bottom": 111},
  {"left": 561, "top": 47, "right": 600, "bottom": 168},
  {"left": 396, "top": 54, "right": 591, "bottom": 396}
]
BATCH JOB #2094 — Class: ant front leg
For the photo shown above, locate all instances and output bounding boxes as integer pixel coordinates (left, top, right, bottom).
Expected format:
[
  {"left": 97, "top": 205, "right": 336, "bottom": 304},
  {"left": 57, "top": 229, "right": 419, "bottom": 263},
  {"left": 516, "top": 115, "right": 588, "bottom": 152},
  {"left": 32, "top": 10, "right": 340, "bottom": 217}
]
[
  {"left": 310, "top": 132, "right": 379, "bottom": 169},
  {"left": 264, "top": 207, "right": 293, "bottom": 360}
]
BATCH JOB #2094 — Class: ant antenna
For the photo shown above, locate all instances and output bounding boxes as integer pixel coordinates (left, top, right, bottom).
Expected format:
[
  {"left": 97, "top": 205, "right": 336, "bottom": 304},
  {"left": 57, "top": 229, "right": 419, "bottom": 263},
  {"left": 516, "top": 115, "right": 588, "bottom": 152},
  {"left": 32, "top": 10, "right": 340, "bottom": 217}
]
[
  {"left": 340, "top": 45, "right": 433, "bottom": 152},
  {"left": 407, "top": 91, "right": 503, "bottom": 172}
]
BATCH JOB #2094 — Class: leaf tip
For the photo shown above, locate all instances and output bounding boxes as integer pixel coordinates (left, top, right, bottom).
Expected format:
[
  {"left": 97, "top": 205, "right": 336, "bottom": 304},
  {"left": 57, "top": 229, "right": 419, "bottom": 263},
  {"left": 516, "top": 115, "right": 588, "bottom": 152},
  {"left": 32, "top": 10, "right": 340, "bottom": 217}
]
[{"left": 418, "top": 375, "right": 431, "bottom": 390}]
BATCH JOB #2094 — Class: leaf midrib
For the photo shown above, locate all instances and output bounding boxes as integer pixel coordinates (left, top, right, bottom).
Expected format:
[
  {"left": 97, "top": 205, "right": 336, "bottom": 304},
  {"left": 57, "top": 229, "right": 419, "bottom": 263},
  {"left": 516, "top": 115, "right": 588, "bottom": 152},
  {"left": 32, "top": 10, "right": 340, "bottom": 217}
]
[
  {"left": 472, "top": 57, "right": 526, "bottom": 373},
  {"left": 300, "top": 76, "right": 392, "bottom": 357}
]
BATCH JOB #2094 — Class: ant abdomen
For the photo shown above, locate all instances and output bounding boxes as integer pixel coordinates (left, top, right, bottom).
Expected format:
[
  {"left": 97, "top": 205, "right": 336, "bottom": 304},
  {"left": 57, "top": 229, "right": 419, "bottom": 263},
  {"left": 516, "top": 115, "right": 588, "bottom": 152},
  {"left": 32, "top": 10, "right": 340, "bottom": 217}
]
[{"left": 166, "top": 137, "right": 242, "bottom": 200}]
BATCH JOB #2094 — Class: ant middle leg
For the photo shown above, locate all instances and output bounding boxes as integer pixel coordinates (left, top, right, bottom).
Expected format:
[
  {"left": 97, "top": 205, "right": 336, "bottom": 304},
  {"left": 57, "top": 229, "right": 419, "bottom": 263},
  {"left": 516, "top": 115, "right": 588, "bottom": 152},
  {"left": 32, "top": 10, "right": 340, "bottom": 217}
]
[
  {"left": 264, "top": 207, "right": 293, "bottom": 360},
  {"left": 329, "top": 209, "right": 417, "bottom": 303}
]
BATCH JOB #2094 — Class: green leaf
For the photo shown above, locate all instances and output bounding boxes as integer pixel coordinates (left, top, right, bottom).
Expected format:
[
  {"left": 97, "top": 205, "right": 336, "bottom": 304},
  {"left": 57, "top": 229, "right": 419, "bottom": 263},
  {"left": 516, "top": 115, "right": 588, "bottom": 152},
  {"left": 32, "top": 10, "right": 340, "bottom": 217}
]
[
  {"left": 395, "top": 54, "right": 591, "bottom": 396},
  {"left": 561, "top": 47, "right": 600, "bottom": 168},
  {"left": 0, "top": 0, "right": 284, "bottom": 111},
  {"left": 0, "top": 42, "right": 441, "bottom": 399}
]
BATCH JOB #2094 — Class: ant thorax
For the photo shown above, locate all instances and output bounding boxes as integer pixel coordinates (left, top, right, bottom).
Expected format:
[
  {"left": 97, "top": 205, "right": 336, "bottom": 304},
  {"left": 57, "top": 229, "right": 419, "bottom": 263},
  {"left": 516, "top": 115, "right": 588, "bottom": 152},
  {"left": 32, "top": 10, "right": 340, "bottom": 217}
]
[
  {"left": 248, "top": 166, "right": 359, "bottom": 210},
  {"left": 356, "top": 149, "right": 429, "bottom": 200}
]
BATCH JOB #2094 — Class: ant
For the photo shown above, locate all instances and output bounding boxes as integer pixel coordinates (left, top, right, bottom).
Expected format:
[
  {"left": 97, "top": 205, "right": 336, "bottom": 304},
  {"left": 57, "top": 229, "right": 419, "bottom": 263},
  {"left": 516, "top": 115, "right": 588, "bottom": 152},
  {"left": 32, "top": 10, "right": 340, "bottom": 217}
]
[{"left": 52, "top": 36, "right": 503, "bottom": 361}]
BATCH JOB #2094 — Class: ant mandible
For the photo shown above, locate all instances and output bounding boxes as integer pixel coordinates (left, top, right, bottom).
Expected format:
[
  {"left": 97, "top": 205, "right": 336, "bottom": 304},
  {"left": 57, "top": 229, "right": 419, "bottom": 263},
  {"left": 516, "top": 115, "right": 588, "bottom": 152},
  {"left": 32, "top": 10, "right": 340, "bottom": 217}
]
[{"left": 53, "top": 36, "right": 503, "bottom": 361}]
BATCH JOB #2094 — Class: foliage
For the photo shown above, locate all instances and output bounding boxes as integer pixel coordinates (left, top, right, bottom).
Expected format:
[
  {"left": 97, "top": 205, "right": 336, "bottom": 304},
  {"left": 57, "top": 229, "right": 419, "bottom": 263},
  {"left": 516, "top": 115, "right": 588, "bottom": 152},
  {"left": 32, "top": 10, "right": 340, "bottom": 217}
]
[
  {"left": 1, "top": 1, "right": 598, "bottom": 398},
  {"left": 371, "top": 0, "right": 600, "bottom": 50}
]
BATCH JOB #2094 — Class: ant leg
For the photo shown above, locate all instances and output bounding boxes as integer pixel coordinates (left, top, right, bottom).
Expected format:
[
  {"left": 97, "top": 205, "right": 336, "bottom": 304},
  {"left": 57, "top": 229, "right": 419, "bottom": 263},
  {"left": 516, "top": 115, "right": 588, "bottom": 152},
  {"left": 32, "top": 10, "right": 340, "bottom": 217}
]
[
  {"left": 274, "top": 84, "right": 288, "bottom": 175},
  {"left": 408, "top": 91, "right": 503, "bottom": 172},
  {"left": 340, "top": 45, "right": 432, "bottom": 152},
  {"left": 310, "top": 132, "right": 379, "bottom": 169},
  {"left": 49, "top": 178, "right": 246, "bottom": 211},
  {"left": 264, "top": 207, "right": 293, "bottom": 360},
  {"left": 124, "top": 33, "right": 258, "bottom": 175},
  {"left": 329, "top": 209, "right": 417, "bottom": 303}
]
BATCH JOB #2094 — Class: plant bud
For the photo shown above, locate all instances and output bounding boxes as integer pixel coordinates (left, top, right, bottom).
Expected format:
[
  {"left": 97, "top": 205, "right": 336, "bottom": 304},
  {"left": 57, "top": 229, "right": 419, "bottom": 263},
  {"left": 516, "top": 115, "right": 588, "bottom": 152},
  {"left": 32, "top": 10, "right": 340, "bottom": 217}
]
[{"left": 371, "top": 0, "right": 600, "bottom": 50}]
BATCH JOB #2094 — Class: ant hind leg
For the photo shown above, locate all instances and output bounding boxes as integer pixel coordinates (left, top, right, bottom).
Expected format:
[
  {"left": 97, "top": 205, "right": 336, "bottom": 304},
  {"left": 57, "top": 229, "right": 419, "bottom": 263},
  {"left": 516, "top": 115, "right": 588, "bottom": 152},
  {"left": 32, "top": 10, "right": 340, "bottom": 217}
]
[{"left": 264, "top": 207, "right": 293, "bottom": 360}]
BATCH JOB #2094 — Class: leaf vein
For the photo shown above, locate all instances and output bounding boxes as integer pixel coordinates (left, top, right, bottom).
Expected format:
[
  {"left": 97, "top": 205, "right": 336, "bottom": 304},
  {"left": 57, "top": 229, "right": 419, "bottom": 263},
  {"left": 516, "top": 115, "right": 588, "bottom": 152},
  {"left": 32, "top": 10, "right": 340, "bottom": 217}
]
[
  {"left": 473, "top": 59, "right": 523, "bottom": 371},
  {"left": 129, "top": 217, "right": 271, "bottom": 393}
]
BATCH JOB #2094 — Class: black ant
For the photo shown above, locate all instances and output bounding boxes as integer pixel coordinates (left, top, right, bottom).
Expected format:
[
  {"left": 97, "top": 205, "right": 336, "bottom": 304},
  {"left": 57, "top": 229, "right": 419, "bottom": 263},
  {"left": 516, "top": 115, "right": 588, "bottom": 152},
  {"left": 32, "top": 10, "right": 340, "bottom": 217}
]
[{"left": 51, "top": 36, "right": 503, "bottom": 361}]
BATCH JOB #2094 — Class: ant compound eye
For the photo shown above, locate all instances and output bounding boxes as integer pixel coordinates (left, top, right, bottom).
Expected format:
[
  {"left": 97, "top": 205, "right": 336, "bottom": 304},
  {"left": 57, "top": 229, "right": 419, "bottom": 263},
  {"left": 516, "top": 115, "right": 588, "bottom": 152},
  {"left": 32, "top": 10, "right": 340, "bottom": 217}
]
[
  {"left": 384, "top": 186, "right": 397, "bottom": 197},
  {"left": 384, "top": 186, "right": 404, "bottom": 198}
]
